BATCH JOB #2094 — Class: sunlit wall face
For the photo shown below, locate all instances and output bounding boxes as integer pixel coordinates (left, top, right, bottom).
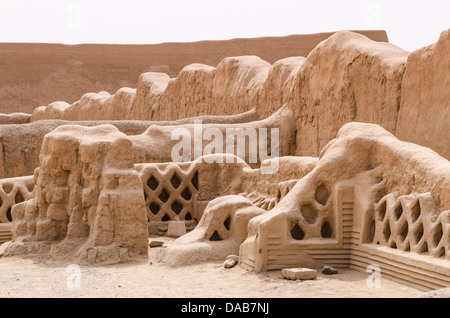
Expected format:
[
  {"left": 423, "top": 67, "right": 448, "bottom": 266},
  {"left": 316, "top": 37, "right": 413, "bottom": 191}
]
[{"left": 0, "top": 0, "right": 448, "bottom": 51}]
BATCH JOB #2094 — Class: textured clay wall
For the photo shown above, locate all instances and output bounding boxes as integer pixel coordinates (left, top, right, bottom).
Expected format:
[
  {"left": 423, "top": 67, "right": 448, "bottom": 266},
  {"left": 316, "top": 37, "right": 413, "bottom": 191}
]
[
  {"left": 5, "top": 30, "right": 450, "bottom": 162},
  {"left": 0, "top": 113, "right": 30, "bottom": 125},
  {"left": 0, "top": 31, "right": 387, "bottom": 114},
  {"left": 396, "top": 29, "right": 450, "bottom": 160},
  {"left": 291, "top": 31, "right": 408, "bottom": 156},
  {"left": 0, "top": 108, "right": 260, "bottom": 179},
  {"left": 30, "top": 31, "right": 412, "bottom": 157}
]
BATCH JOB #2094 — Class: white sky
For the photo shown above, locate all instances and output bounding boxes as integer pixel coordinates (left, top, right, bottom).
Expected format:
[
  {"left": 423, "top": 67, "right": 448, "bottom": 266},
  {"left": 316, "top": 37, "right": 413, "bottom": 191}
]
[{"left": 0, "top": 0, "right": 449, "bottom": 52}]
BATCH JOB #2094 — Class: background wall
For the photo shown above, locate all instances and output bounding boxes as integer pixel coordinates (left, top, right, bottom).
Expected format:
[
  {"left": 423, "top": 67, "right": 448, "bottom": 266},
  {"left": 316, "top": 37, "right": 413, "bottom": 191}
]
[{"left": 0, "top": 31, "right": 387, "bottom": 114}]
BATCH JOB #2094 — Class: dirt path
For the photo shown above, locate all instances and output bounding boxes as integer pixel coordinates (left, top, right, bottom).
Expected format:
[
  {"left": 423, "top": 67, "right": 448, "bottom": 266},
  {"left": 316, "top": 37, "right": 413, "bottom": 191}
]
[{"left": 0, "top": 238, "right": 422, "bottom": 298}]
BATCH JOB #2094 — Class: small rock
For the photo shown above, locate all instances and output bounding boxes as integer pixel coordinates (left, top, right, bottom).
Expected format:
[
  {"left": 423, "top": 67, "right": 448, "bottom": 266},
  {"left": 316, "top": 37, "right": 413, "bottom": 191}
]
[
  {"left": 224, "top": 259, "right": 237, "bottom": 268},
  {"left": 149, "top": 240, "right": 164, "bottom": 248},
  {"left": 281, "top": 268, "right": 317, "bottom": 280},
  {"left": 322, "top": 266, "right": 338, "bottom": 275},
  {"left": 225, "top": 254, "right": 239, "bottom": 262}
]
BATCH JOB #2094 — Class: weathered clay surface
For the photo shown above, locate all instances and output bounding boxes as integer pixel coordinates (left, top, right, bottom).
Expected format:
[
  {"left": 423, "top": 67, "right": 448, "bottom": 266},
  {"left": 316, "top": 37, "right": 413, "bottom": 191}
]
[
  {"left": 396, "top": 29, "right": 450, "bottom": 160},
  {"left": 131, "top": 105, "right": 295, "bottom": 167},
  {"left": 291, "top": 31, "right": 409, "bottom": 156},
  {"left": 3, "top": 104, "right": 293, "bottom": 179},
  {"left": 1, "top": 149, "right": 317, "bottom": 264},
  {"left": 0, "top": 108, "right": 259, "bottom": 179},
  {"left": 128, "top": 72, "right": 171, "bottom": 121},
  {"left": 0, "top": 31, "right": 388, "bottom": 114},
  {"left": 0, "top": 223, "right": 11, "bottom": 244},
  {"left": 0, "top": 176, "right": 35, "bottom": 223},
  {"left": 0, "top": 29, "right": 448, "bottom": 293},
  {"left": 26, "top": 30, "right": 450, "bottom": 162},
  {"left": 238, "top": 122, "right": 449, "bottom": 290},
  {"left": 0, "top": 113, "right": 30, "bottom": 125},
  {"left": 156, "top": 195, "right": 266, "bottom": 266},
  {"left": 0, "top": 120, "right": 154, "bottom": 179},
  {"left": 31, "top": 56, "right": 271, "bottom": 122},
  {"left": 259, "top": 57, "right": 305, "bottom": 120},
  {"left": 1, "top": 125, "right": 149, "bottom": 264},
  {"left": 154, "top": 155, "right": 317, "bottom": 265}
]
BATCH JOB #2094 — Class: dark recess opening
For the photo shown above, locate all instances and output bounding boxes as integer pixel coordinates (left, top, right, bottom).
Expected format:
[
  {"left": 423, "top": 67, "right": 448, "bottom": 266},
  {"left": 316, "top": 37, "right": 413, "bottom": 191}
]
[
  {"left": 378, "top": 200, "right": 387, "bottom": 221},
  {"left": 15, "top": 191, "right": 24, "bottom": 204},
  {"left": 159, "top": 189, "right": 170, "bottom": 203},
  {"left": 394, "top": 203, "right": 403, "bottom": 221},
  {"left": 421, "top": 242, "right": 428, "bottom": 254},
  {"left": 433, "top": 223, "right": 443, "bottom": 248},
  {"left": 383, "top": 220, "right": 391, "bottom": 242},
  {"left": 411, "top": 200, "right": 421, "bottom": 223},
  {"left": 191, "top": 172, "right": 199, "bottom": 190},
  {"left": 171, "top": 200, "right": 183, "bottom": 215},
  {"left": 368, "top": 219, "right": 375, "bottom": 242},
  {"left": 181, "top": 188, "right": 192, "bottom": 201},
  {"left": 170, "top": 174, "right": 181, "bottom": 189},
  {"left": 290, "top": 224, "right": 305, "bottom": 240},
  {"left": 209, "top": 230, "right": 222, "bottom": 241},
  {"left": 224, "top": 216, "right": 231, "bottom": 230},
  {"left": 321, "top": 221, "right": 333, "bottom": 238},
  {"left": 150, "top": 203, "right": 160, "bottom": 215},
  {"left": 414, "top": 222, "right": 424, "bottom": 244},
  {"left": 398, "top": 221, "right": 408, "bottom": 243},
  {"left": 6, "top": 208, "right": 12, "bottom": 222},
  {"left": 147, "top": 176, "right": 159, "bottom": 190}
]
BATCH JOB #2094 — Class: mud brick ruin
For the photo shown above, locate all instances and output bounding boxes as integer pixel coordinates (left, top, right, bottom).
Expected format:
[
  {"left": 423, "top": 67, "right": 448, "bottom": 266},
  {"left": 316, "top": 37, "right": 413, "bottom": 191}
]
[{"left": 0, "top": 29, "right": 449, "bottom": 291}]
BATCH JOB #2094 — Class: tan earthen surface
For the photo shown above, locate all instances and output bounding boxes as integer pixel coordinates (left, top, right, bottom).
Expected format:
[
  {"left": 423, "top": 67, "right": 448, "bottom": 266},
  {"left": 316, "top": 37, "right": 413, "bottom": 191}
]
[
  {"left": 0, "top": 31, "right": 388, "bottom": 114},
  {"left": 396, "top": 29, "right": 450, "bottom": 160},
  {"left": 28, "top": 30, "right": 448, "bottom": 161},
  {"left": 0, "top": 29, "right": 448, "bottom": 294}
]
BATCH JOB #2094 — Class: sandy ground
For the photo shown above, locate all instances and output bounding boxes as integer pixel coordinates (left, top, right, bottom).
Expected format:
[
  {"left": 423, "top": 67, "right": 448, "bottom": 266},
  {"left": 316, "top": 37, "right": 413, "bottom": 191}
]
[{"left": 0, "top": 237, "right": 422, "bottom": 298}]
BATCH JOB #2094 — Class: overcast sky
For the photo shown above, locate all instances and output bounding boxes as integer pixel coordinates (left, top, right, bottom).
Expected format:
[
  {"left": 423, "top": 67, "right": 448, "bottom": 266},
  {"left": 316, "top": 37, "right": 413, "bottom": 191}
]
[{"left": 0, "top": 0, "right": 448, "bottom": 52}]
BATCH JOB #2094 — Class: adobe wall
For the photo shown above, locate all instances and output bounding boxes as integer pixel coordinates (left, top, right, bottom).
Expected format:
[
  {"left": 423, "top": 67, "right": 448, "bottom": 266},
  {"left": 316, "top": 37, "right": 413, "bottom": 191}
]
[
  {"left": 28, "top": 31, "right": 411, "bottom": 158},
  {"left": 0, "top": 113, "right": 30, "bottom": 125},
  {"left": 3, "top": 30, "right": 450, "bottom": 163},
  {"left": 0, "top": 30, "right": 387, "bottom": 114},
  {"left": 31, "top": 30, "right": 450, "bottom": 161},
  {"left": 0, "top": 109, "right": 259, "bottom": 179},
  {"left": 396, "top": 29, "right": 450, "bottom": 160}
]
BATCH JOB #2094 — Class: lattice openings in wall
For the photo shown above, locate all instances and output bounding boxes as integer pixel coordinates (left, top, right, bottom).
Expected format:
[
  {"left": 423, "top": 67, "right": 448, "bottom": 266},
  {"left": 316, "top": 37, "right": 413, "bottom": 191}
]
[
  {"left": 0, "top": 177, "right": 35, "bottom": 223},
  {"left": 372, "top": 193, "right": 449, "bottom": 259},
  {"left": 138, "top": 163, "right": 199, "bottom": 222},
  {"left": 241, "top": 179, "right": 300, "bottom": 212},
  {"left": 288, "top": 182, "right": 333, "bottom": 241}
]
